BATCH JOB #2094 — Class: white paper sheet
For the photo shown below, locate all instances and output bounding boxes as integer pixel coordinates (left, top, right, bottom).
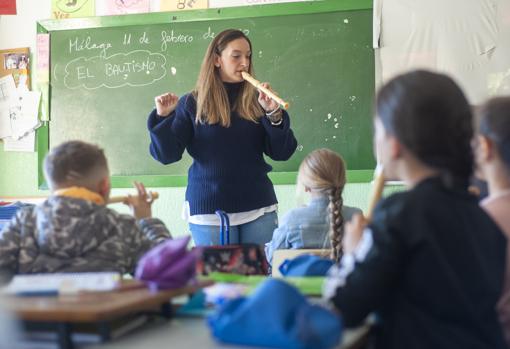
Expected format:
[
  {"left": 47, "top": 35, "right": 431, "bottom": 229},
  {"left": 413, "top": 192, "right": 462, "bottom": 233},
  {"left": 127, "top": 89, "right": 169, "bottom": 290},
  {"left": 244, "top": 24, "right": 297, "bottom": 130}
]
[
  {"left": 3, "top": 131, "right": 35, "bottom": 152},
  {"left": 0, "top": 75, "right": 20, "bottom": 139},
  {"left": 10, "top": 90, "right": 41, "bottom": 140}
]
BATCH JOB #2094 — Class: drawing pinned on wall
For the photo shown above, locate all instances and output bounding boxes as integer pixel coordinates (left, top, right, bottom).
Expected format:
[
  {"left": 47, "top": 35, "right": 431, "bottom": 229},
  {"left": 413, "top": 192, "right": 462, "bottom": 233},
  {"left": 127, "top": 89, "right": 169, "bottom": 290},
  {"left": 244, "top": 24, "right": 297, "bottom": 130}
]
[
  {"left": 52, "top": 0, "right": 94, "bottom": 19},
  {"left": 63, "top": 50, "right": 167, "bottom": 90},
  {"left": 160, "top": 0, "right": 208, "bottom": 11},
  {"left": 37, "top": 34, "right": 50, "bottom": 84},
  {"left": 96, "top": 0, "right": 150, "bottom": 16},
  {"left": 0, "top": 75, "right": 20, "bottom": 139}
]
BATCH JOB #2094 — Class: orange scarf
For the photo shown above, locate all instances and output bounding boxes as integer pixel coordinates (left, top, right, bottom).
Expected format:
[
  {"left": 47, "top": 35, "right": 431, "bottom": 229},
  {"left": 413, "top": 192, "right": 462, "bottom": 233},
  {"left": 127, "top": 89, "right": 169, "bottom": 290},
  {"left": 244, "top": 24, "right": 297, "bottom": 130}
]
[{"left": 53, "top": 187, "right": 105, "bottom": 205}]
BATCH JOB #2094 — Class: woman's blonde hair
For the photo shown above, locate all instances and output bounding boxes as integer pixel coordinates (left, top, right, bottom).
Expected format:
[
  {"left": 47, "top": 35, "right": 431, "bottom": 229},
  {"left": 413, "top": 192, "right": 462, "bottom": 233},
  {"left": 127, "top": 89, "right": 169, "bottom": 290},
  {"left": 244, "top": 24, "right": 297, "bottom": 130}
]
[
  {"left": 193, "top": 29, "right": 264, "bottom": 127},
  {"left": 298, "top": 148, "right": 347, "bottom": 261}
]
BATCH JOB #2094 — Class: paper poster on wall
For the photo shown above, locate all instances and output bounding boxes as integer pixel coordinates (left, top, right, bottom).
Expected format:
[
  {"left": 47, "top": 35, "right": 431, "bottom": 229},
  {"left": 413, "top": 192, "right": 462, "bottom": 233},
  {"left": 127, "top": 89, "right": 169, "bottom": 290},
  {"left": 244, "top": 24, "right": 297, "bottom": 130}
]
[
  {"left": 0, "top": 47, "right": 30, "bottom": 90},
  {"left": 160, "top": 0, "right": 208, "bottom": 11},
  {"left": 51, "top": 0, "right": 94, "bottom": 19},
  {"left": 36, "top": 34, "right": 50, "bottom": 84},
  {"left": 0, "top": 75, "right": 19, "bottom": 139},
  {"left": 3, "top": 132, "right": 36, "bottom": 152},
  {"left": 0, "top": 0, "right": 16, "bottom": 14},
  {"left": 209, "top": 0, "right": 311, "bottom": 8},
  {"left": 96, "top": 0, "right": 150, "bottom": 16}
]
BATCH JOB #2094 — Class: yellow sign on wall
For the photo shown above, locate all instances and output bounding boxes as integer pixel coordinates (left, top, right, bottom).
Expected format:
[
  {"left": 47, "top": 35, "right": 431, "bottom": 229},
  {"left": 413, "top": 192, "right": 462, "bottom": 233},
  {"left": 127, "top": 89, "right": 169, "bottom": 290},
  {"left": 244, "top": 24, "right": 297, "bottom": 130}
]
[
  {"left": 51, "top": 0, "right": 95, "bottom": 19},
  {"left": 160, "top": 0, "right": 208, "bottom": 11}
]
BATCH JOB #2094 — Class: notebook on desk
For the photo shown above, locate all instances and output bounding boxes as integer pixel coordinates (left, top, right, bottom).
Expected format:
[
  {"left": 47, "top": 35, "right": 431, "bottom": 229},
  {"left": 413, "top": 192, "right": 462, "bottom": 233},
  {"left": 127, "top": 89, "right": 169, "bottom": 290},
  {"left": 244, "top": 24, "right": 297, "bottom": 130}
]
[{"left": 1, "top": 272, "right": 122, "bottom": 296}]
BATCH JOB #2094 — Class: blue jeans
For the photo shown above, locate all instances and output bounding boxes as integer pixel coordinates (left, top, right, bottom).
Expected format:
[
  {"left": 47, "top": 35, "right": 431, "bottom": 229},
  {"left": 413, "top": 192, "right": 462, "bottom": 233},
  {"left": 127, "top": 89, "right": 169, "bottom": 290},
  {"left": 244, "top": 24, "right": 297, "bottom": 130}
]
[{"left": 189, "top": 211, "right": 278, "bottom": 246}]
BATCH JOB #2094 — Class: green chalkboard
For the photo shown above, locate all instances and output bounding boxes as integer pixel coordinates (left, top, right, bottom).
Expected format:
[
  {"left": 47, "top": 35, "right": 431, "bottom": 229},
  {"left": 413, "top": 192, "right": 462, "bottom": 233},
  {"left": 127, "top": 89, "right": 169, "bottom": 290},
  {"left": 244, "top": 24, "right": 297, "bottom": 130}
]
[{"left": 37, "top": 0, "right": 375, "bottom": 188}]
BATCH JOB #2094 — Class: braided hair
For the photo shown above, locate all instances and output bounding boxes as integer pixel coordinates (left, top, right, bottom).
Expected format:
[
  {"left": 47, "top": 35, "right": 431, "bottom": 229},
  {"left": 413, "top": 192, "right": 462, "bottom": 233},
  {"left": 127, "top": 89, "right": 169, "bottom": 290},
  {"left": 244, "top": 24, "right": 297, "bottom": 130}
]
[
  {"left": 328, "top": 186, "right": 344, "bottom": 261},
  {"left": 298, "top": 149, "right": 346, "bottom": 261}
]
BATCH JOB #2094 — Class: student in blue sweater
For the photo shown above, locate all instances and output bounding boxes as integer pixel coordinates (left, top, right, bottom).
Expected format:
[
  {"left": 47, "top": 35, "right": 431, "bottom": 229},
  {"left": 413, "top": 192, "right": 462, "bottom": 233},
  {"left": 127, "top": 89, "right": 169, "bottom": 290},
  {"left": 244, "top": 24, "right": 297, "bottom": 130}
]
[
  {"left": 148, "top": 29, "right": 297, "bottom": 246},
  {"left": 265, "top": 148, "right": 361, "bottom": 264},
  {"left": 323, "top": 70, "right": 507, "bottom": 349}
]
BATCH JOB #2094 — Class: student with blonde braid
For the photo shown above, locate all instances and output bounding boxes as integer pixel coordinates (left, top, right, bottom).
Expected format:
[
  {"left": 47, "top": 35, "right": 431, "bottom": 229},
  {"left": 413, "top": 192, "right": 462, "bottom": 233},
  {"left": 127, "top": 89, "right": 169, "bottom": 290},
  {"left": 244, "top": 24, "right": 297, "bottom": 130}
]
[{"left": 264, "top": 148, "right": 362, "bottom": 264}]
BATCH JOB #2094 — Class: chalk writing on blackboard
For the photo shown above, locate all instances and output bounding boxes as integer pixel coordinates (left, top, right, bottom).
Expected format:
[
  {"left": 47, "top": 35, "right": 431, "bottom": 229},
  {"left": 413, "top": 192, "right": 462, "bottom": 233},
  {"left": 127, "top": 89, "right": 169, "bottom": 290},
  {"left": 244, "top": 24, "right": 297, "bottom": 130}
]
[{"left": 64, "top": 50, "right": 166, "bottom": 89}]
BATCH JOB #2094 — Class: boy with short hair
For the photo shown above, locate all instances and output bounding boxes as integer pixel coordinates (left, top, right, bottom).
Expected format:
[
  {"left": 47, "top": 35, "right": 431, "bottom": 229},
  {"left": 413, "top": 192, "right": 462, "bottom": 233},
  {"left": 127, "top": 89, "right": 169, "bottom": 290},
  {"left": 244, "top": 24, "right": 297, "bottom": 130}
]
[{"left": 0, "top": 140, "right": 171, "bottom": 279}]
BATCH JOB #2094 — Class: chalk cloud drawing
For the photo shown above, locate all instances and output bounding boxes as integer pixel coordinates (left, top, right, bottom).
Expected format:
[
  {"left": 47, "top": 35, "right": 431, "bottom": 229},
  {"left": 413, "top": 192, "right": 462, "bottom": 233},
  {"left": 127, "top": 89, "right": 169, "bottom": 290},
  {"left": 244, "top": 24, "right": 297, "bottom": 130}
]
[{"left": 63, "top": 50, "right": 167, "bottom": 90}]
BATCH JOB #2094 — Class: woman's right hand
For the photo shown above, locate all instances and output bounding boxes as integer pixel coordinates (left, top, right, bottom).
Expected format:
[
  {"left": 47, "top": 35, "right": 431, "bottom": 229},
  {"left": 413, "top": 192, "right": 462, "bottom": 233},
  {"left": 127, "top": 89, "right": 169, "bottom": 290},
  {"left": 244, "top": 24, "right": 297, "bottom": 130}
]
[{"left": 155, "top": 93, "right": 179, "bottom": 117}]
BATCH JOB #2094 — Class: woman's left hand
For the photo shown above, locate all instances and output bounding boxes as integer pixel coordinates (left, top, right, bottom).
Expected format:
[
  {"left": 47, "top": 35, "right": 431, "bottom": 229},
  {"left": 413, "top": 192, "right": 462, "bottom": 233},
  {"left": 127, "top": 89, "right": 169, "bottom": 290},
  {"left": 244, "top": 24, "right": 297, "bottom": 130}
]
[{"left": 257, "top": 82, "right": 279, "bottom": 112}]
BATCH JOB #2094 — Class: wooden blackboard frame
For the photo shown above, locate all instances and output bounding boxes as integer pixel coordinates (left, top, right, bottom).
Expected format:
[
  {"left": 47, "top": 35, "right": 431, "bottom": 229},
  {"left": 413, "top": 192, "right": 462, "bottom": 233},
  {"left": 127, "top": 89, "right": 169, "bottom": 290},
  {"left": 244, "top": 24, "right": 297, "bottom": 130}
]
[{"left": 36, "top": 0, "right": 374, "bottom": 189}]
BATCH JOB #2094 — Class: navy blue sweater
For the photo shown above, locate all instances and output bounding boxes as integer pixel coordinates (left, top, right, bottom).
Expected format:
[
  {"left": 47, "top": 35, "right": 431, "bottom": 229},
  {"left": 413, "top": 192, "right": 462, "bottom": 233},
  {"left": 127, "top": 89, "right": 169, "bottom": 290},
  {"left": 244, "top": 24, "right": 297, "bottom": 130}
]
[{"left": 147, "top": 82, "right": 297, "bottom": 215}]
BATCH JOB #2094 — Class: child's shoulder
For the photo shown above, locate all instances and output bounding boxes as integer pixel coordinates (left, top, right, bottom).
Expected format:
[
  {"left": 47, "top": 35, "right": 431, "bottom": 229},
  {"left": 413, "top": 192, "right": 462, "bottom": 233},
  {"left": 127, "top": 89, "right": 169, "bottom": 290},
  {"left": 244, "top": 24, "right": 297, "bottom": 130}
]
[
  {"left": 280, "top": 201, "right": 326, "bottom": 226},
  {"left": 104, "top": 208, "right": 137, "bottom": 226}
]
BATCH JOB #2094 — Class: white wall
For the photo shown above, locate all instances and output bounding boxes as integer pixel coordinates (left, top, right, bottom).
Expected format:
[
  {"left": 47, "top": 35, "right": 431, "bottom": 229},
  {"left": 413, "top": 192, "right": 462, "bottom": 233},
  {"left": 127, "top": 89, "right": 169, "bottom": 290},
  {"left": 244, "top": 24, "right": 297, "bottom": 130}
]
[
  {"left": 0, "top": 1, "right": 51, "bottom": 52},
  {"left": 375, "top": 0, "right": 510, "bottom": 104}
]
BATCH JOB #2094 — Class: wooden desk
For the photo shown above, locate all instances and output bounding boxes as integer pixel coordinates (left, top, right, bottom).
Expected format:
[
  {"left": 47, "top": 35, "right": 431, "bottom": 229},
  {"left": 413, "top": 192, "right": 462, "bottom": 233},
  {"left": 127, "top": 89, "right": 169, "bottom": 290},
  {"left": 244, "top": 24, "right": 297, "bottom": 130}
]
[{"left": 2, "top": 281, "right": 212, "bottom": 349}]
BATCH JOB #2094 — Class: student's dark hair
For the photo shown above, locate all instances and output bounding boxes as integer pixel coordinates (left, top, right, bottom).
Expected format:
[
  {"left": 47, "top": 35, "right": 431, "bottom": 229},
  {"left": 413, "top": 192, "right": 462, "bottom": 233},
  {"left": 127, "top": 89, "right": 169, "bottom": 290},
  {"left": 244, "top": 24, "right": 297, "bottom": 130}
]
[
  {"left": 376, "top": 70, "right": 474, "bottom": 188},
  {"left": 44, "top": 140, "right": 108, "bottom": 188},
  {"left": 478, "top": 97, "right": 510, "bottom": 169}
]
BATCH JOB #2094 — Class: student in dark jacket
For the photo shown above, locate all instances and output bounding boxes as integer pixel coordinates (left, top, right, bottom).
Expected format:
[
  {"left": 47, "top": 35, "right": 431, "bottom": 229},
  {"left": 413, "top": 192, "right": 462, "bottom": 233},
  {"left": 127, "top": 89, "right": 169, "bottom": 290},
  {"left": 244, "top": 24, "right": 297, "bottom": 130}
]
[
  {"left": 0, "top": 141, "right": 171, "bottom": 279},
  {"left": 323, "top": 70, "right": 507, "bottom": 349}
]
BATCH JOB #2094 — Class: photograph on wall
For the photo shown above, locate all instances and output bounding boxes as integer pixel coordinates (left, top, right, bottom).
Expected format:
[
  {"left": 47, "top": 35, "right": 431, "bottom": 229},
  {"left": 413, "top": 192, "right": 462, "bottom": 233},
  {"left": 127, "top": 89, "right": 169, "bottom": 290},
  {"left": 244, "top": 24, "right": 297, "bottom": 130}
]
[
  {"left": 3, "top": 53, "right": 29, "bottom": 70},
  {"left": 0, "top": 48, "right": 30, "bottom": 90}
]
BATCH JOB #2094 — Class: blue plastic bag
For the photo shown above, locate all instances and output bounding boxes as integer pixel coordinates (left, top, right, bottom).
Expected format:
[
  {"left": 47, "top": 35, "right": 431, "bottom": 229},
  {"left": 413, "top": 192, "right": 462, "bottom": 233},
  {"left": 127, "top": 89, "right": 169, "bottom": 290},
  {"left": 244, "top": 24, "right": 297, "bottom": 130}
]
[{"left": 208, "top": 278, "right": 342, "bottom": 349}]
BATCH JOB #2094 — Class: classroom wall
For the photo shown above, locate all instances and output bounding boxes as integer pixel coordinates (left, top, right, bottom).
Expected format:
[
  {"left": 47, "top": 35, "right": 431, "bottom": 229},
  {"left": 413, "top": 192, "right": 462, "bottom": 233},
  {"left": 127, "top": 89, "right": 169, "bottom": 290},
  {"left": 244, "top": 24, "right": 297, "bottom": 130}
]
[
  {"left": 0, "top": 0, "right": 379, "bottom": 237},
  {"left": 375, "top": 0, "right": 510, "bottom": 104}
]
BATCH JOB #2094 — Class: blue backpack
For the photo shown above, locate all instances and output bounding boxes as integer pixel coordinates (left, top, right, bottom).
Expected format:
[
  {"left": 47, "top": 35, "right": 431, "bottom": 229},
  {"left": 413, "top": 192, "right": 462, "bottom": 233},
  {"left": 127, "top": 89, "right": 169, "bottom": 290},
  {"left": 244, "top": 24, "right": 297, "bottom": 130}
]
[{"left": 208, "top": 278, "right": 342, "bottom": 349}]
